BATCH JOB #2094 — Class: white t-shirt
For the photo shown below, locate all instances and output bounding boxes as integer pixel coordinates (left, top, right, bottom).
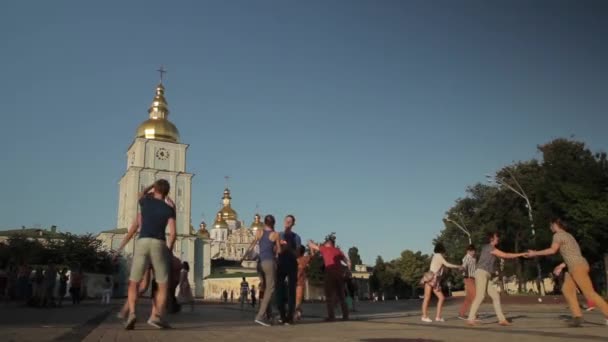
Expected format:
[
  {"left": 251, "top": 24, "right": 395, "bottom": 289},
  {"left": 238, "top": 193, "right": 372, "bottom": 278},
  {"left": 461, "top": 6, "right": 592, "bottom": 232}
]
[{"left": 429, "top": 253, "right": 459, "bottom": 273}]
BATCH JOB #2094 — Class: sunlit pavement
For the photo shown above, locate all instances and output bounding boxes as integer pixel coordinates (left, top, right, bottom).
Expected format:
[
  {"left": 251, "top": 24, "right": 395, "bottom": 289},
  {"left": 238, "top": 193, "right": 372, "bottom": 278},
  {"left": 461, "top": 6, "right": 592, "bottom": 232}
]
[{"left": 1, "top": 298, "right": 606, "bottom": 341}]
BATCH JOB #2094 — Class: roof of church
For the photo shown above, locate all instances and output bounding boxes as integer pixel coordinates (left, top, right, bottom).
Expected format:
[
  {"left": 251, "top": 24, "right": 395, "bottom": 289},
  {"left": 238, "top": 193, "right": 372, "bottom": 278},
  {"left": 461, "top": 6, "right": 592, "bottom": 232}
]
[
  {"left": 219, "top": 188, "right": 238, "bottom": 221},
  {"left": 135, "top": 81, "right": 180, "bottom": 143}
]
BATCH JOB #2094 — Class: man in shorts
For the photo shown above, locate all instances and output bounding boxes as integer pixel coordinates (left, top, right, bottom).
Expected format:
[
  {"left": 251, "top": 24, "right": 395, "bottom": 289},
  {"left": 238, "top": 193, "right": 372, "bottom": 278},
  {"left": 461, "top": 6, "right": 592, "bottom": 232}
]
[{"left": 116, "top": 180, "right": 176, "bottom": 330}]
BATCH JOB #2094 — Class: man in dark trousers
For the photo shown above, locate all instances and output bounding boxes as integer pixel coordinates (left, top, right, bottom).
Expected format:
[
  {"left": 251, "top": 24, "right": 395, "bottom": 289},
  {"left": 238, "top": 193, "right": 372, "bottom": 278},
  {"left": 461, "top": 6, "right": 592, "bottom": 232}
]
[
  {"left": 276, "top": 215, "right": 301, "bottom": 325},
  {"left": 152, "top": 255, "right": 182, "bottom": 313}
]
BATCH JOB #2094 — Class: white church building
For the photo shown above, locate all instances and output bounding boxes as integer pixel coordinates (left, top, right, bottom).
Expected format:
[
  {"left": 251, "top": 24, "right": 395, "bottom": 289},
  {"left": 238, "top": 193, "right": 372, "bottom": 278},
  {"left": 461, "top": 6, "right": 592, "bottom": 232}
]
[{"left": 97, "top": 78, "right": 211, "bottom": 297}]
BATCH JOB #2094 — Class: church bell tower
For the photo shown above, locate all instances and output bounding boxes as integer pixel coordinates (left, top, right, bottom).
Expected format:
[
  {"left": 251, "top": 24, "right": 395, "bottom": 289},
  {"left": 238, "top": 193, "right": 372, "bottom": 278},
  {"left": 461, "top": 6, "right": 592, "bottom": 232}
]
[{"left": 116, "top": 69, "right": 194, "bottom": 243}]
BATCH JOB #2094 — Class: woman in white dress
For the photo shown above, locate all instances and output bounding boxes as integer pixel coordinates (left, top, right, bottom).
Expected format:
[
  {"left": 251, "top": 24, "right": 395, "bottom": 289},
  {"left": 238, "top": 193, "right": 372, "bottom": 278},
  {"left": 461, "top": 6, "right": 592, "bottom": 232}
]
[
  {"left": 420, "top": 242, "right": 462, "bottom": 323},
  {"left": 177, "top": 262, "right": 194, "bottom": 311}
]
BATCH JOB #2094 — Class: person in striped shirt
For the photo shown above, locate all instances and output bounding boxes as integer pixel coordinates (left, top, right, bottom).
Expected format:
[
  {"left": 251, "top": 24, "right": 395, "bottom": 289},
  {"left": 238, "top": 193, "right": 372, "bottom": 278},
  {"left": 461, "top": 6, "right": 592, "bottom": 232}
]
[{"left": 458, "top": 245, "right": 477, "bottom": 320}]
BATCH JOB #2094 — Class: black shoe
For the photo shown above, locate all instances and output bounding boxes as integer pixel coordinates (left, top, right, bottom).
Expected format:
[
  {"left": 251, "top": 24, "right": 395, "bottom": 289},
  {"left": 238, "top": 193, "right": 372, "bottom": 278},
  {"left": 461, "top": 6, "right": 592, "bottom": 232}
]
[{"left": 567, "top": 317, "right": 583, "bottom": 328}]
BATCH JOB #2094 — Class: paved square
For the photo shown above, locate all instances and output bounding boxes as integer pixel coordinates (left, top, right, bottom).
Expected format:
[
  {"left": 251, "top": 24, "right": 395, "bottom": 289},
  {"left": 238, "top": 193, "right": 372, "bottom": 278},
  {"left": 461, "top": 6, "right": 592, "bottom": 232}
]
[{"left": 1, "top": 299, "right": 606, "bottom": 341}]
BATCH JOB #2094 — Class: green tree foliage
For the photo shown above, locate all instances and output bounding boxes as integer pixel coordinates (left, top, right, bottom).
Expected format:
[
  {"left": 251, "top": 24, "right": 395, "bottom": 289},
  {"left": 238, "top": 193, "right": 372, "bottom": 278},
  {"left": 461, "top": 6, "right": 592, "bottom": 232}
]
[
  {"left": 347, "top": 246, "right": 363, "bottom": 270},
  {"left": 0, "top": 233, "right": 113, "bottom": 273},
  {"left": 394, "top": 250, "right": 430, "bottom": 297},
  {"left": 306, "top": 252, "right": 325, "bottom": 286},
  {"left": 370, "top": 252, "right": 430, "bottom": 298}
]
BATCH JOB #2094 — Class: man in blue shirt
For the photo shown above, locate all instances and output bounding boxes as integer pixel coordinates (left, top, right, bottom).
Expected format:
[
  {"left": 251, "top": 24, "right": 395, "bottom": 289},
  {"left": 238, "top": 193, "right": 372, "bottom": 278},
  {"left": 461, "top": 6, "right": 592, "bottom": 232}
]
[
  {"left": 116, "top": 179, "right": 177, "bottom": 330},
  {"left": 276, "top": 215, "right": 301, "bottom": 324}
]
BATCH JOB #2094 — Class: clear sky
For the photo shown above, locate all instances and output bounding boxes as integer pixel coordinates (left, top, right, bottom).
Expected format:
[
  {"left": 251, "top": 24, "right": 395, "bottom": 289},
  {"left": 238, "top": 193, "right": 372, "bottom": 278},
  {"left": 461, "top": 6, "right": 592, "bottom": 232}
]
[{"left": 1, "top": 1, "right": 606, "bottom": 264}]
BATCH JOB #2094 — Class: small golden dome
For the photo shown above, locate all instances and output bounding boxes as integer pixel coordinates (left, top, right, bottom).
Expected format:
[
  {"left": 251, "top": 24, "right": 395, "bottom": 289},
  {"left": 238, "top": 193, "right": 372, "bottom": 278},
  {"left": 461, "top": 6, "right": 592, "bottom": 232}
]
[
  {"left": 198, "top": 221, "right": 210, "bottom": 238},
  {"left": 220, "top": 188, "right": 238, "bottom": 221},
  {"left": 213, "top": 212, "right": 228, "bottom": 229},
  {"left": 220, "top": 206, "right": 238, "bottom": 221},
  {"left": 135, "top": 83, "right": 180, "bottom": 143},
  {"left": 250, "top": 213, "right": 263, "bottom": 231}
]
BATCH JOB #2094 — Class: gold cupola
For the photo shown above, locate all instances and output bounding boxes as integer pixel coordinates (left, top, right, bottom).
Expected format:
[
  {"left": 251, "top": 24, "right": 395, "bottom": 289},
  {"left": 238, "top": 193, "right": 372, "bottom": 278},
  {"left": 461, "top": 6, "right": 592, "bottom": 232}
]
[
  {"left": 250, "top": 213, "right": 264, "bottom": 232},
  {"left": 198, "top": 221, "right": 210, "bottom": 238},
  {"left": 219, "top": 188, "right": 238, "bottom": 221},
  {"left": 213, "top": 212, "right": 228, "bottom": 229},
  {"left": 135, "top": 82, "right": 180, "bottom": 143}
]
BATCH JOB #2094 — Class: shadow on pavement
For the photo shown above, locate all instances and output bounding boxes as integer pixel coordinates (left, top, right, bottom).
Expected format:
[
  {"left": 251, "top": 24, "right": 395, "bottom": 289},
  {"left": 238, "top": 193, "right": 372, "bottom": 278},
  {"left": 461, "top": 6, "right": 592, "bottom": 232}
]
[
  {"left": 357, "top": 318, "right": 607, "bottom": 341},
  {"left": 361, "top": 339, "right": 442, "bottom": 342}
]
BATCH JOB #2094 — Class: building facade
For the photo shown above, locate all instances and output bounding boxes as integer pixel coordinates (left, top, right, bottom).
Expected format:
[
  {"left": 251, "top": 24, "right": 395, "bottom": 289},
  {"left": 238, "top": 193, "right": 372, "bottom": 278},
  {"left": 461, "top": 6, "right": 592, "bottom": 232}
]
[
  {"left": 208, "top": 188, "right": 261, "bottom": 262},
  {"left": 97, "top": 80, "right": 211, "bottom": 297}
]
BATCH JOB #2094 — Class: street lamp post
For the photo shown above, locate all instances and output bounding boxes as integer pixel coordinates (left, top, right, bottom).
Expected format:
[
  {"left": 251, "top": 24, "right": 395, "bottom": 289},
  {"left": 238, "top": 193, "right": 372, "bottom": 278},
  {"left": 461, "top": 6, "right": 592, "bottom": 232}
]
[
  {"left": 443, "top": 214, "right": 472, "bottom": 244},
  {"left": 486, "top": 170, "right": 545, "bottom": 296}
]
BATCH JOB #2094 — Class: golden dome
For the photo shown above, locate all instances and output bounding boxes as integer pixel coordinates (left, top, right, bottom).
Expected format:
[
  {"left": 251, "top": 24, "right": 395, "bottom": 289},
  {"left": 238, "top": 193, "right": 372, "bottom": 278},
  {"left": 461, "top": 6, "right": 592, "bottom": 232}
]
[
  {"left": 220, "top": 188, "right": 238, "bottom": 221},
  {"left": 213, "top": 212, "right": 228, "bottom": 229},
  {"left": 198, "top": 221, "right": 210, "bottom": 238},
  {"left": 250, "top": 213, "right": 264, "bottom": 232},
  {"left": 136, "top": 119, "right": 180, "bottom": 143},
  {"left": 135, "top": 83, "right": 180, "bottom": 143}
]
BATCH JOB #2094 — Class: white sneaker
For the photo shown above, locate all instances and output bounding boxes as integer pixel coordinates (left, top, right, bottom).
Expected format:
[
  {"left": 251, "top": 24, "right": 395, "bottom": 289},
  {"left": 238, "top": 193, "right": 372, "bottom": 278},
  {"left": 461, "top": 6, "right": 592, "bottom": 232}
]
[
  {"left": 421, "top": 317, "right": 432, "bottom": 323},
  {"left": 254, "top": 319, "right": 270, "bottom": 327},
  {"left": 435, "top": 317, "right": 445, "bottom": 322}
]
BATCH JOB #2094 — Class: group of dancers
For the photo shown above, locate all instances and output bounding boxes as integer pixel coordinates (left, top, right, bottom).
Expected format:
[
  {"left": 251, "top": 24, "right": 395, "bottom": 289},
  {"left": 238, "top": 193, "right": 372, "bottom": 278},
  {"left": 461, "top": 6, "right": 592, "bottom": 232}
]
[
  {"left": 112, "top": 179, "right": 607, "bottom": 330},
  {"left": 113, "top": 179, "right": 352, "bottom": 330},
  {"left": 242, "top": 215, "right": 352, "bottom": 326},
  {"left": 114, "top": 180, "right": 189, "bottom": 329},
  {"left": 421, "top": 218, "right": 608, "bottom": 327}
]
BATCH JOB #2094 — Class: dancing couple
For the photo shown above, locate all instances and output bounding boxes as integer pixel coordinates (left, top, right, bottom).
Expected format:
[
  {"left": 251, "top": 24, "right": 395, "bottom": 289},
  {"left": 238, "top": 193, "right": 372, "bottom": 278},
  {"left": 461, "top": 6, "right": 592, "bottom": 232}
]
[
  {"left": 245, "top": 214, "right": 302, "bottom": 326},
  {"left": 115, "top": 179, "right": 177, "bottom": 330}
]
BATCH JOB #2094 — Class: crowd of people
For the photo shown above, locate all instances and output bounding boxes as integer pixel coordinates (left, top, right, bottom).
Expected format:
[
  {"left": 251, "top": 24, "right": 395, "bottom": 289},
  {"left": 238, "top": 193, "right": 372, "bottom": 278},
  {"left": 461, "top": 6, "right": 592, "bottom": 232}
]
[
  {"left": 0, "top": 262, "right": 85, "bottom": 308},
  {"left": 420, "top": 218, "right": 608, "bottom": 328},
  {"left": 216, "top": 282, "right": 258, "bottom": 309}
]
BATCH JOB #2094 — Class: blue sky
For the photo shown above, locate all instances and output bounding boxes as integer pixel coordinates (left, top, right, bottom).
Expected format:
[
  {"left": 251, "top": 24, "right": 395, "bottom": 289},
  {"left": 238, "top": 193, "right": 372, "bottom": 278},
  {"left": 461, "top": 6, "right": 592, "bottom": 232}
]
[{"left": 1, "top": 1, "right": 606, "bottom": 264}]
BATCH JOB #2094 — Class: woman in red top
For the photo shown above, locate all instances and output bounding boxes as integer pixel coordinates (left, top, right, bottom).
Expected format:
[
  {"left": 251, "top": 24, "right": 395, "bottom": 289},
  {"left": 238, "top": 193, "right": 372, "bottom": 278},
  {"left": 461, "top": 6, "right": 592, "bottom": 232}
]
[{"left": 308, "top": 234, "right": 350, "bottom": 321}]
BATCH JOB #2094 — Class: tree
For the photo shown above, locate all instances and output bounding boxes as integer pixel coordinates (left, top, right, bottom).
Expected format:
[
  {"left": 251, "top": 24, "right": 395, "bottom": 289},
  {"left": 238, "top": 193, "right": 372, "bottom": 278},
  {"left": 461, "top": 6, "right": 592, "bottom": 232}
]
[
  {"left": 370, "top": 256, "right": 394, "bottom": 293},
  {"left": 3, "top": 235, "right": 45, "bottom": 264},
  {"left": 306, "top": 252, "right": 325, "bottom": 286},
  {"left": 394, "top": 250, "right": 430, "bottom": 298},
  {"left": 0, "top": 233, "right": 113, "bottom": 274},
  {"left": 348, "top": 247, "right": 363, "bottom": 270}
]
